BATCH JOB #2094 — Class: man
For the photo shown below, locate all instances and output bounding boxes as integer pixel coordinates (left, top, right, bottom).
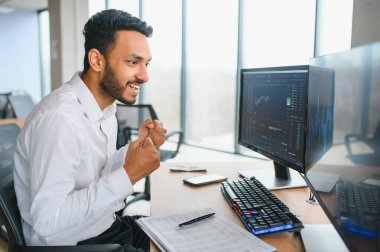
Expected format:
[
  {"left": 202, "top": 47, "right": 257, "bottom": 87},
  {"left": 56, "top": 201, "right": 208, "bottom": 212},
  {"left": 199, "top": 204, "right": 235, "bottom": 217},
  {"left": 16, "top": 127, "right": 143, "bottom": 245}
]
[{"left": 14, "top": 9, "right": 165, "bottom": 251}]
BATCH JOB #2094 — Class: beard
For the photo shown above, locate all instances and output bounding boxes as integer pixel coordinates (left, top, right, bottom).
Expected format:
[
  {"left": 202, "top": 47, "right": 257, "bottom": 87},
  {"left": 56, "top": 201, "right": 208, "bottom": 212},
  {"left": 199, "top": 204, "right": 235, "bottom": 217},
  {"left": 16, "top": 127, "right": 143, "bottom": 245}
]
[{"left": 100, "top": 61, "right": 136, "bottom": 105}]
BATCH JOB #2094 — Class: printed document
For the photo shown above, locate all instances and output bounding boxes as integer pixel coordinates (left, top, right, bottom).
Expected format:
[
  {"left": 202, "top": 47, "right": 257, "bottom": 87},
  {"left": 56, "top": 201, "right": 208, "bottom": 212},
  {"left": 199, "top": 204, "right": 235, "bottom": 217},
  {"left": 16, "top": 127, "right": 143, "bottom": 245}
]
[{"left": 136, "top": 208, "right": 276, "bottom": 252}]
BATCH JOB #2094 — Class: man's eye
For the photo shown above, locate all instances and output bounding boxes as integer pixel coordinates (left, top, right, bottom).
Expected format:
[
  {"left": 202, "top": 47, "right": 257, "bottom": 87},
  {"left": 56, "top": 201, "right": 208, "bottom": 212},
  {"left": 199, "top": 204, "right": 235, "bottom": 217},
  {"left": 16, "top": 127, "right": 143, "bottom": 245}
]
[
  {"left": 127, "top": 61, "right": 138, "bottom": 66},
  {"left": 145, "top": 62, "right": 150, "bottom": 67}
]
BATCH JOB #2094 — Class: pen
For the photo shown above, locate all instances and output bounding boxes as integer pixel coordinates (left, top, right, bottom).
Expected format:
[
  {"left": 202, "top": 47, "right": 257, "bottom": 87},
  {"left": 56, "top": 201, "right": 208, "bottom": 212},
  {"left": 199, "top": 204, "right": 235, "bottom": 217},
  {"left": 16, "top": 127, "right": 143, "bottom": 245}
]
[{"left": 178, "top": 212, "right": 215, "bottom": 227}]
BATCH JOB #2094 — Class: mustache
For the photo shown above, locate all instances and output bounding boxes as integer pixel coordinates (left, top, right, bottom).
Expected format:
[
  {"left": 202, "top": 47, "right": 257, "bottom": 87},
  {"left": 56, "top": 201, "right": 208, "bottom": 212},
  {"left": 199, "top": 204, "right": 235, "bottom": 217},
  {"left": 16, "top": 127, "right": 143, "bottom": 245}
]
[{"left": 127, "top": 80, "right": 143, "bottom": 85}]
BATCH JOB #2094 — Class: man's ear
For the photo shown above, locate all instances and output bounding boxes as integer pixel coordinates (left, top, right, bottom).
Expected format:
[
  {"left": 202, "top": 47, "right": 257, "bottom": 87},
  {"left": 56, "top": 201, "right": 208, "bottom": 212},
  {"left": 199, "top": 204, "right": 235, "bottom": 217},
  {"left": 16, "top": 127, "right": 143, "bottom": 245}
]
[{"left": 88, "top": 49, "right": 105, "bottom": 73}]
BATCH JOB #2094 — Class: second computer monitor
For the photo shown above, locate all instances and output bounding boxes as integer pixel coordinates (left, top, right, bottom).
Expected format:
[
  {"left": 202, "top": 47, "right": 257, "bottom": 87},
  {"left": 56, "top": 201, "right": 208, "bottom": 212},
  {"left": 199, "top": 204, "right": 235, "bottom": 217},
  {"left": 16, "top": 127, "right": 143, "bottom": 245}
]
[{"left": 239, "top": 65, "right": 334, "bottom": 187}]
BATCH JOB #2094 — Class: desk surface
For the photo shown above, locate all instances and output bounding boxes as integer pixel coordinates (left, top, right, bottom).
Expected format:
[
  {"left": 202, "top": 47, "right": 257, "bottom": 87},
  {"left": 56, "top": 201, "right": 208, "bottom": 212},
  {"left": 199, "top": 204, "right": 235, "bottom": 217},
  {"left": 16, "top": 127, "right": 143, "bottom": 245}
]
[
  {"left": 0, "top": 118, "right": 25, "bottom": 128},
  {"left": 151, "top": 161, "right": 330, "bottom": 252}
]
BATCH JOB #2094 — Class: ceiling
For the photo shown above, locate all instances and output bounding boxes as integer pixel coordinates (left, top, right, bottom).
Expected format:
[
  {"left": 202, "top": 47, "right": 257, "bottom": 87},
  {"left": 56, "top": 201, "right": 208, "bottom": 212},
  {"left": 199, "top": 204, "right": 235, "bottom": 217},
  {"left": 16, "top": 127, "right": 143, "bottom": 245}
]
[{"left": 0, "top": 0, "right": 47, "bottom": 12}]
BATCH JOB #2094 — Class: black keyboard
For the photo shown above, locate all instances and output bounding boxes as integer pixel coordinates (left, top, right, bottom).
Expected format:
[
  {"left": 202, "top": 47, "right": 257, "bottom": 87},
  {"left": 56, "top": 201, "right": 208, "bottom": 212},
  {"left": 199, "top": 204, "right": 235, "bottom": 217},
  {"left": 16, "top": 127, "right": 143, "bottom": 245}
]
[
  {"left": 336, "top": 180, "right": 379, "bottom": 237},
  {"left": 221, "top": 178, "right": 303, "bottom": 235}
]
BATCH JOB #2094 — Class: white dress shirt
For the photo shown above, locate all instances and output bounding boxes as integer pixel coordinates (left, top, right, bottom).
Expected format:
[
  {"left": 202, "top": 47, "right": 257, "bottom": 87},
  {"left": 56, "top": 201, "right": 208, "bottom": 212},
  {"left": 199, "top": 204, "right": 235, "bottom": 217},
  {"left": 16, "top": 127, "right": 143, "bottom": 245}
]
[{"left": 14, "top": 72, "right": 133, "bottom": 245}]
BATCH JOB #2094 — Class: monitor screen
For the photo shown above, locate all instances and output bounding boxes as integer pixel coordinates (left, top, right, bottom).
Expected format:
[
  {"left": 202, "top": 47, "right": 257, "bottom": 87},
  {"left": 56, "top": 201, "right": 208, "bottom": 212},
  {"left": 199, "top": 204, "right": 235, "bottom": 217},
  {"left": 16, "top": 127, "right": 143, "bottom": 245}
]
[
  {"left": 305, "top": 41, "right": 380, "bottom": 252},
  {"left": 239, "top": 65, "right": 334, "bottom": 189}
]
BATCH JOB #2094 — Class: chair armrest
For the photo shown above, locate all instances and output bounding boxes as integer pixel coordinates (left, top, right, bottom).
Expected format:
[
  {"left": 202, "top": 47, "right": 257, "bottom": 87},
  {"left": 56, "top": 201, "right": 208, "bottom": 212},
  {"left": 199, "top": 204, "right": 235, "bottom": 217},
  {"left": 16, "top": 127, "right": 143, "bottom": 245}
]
[
  {"left": 13, "top": 244, "right": 123, "bottom": 252},
  {"left": 165, "top": 130, "right": 184, "bottom": 153},
  {"left": 166, "top": 130, "right": 183, "bottom": 139}
]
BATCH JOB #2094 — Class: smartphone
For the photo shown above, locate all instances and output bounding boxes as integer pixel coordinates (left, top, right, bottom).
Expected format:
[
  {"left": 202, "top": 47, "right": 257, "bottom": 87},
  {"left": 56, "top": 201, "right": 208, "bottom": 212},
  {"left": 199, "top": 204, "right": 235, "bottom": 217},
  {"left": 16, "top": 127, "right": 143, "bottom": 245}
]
[
  {"left": 170, "top": 165, "right": 207, "bottom": 172},
  {"left": 183, "top": 174, "right": 227, "bottom": 186}
]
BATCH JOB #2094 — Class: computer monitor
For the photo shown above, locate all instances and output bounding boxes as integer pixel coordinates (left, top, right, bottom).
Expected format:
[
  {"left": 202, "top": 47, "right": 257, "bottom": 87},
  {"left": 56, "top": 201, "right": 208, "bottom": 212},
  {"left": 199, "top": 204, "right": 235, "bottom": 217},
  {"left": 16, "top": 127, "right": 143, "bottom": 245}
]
[
  {"left": 304, "top": 41, "right": 380, "bottom": 252},
  {"left": 238, "top": 65, "right": 334, "bottom": 189},
  {"left": 8, "top": 94, "right": 35, "bottom": 119}
]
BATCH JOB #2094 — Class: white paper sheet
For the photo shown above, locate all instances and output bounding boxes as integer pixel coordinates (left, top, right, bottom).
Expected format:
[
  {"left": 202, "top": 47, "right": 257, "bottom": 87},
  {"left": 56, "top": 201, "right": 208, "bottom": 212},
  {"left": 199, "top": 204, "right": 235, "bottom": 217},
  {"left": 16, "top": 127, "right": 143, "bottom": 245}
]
[{"left": 136, "top": 208, "right": 276, "bottom": 252}]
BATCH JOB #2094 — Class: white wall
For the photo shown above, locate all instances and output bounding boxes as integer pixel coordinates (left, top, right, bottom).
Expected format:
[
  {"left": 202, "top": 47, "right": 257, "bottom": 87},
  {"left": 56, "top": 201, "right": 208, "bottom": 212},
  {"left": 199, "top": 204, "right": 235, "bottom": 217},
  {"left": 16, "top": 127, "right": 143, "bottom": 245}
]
[{"left": 0, "top": 10, "right": 42, "bottom": 101}]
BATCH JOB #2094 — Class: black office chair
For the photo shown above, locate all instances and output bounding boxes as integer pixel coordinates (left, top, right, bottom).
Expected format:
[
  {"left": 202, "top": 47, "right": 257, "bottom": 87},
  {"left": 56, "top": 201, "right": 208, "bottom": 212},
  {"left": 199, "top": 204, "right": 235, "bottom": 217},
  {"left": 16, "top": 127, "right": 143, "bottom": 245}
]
[
  {"left": 0, "top": 123, "right": 123, "bottom": 252},
  {"left": 0, "top": 92, "right": 14, "bottom": 119},
  {"left": 116, "top": 104, "right": 184, "bottom": 208},
  {"left": 345, "top": 122, "right": 380, "bottom": 166}
]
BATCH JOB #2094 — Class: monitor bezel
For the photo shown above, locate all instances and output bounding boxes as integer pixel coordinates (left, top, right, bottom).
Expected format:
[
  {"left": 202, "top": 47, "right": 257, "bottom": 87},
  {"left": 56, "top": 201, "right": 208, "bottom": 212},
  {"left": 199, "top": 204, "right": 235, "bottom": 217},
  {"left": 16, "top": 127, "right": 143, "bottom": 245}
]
[
  {"left": 303, "top": 65, "right": 335, "bottom": 170},
  {"left": 238, "top": 65, "right": 310, "bottom": 174}
]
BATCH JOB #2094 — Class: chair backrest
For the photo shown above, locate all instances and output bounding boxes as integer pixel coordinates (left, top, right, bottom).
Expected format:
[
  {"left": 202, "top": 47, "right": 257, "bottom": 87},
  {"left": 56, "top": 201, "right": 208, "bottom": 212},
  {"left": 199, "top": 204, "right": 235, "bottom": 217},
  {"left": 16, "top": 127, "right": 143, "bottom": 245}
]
[
  {"left": 8, "top": 94, "right": 35, "bottom": 119},
  {"left": 115, "top": 103, "right": 184, "bottom": 161},
  {"left": 0, "top": 123, "right": 26, "bottom": 248},
  {"left": 116, "top": 104, "right": 158, "bottom": 148},
  {"left": 116, "top": 104, "right": 158, "bottom": 127}
]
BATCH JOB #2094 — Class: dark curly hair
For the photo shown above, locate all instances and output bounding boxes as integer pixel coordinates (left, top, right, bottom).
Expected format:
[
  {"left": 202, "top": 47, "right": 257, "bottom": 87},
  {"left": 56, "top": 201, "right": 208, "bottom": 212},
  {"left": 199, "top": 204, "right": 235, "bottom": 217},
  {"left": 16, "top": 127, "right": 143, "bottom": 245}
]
[{"left": 82, "top": 9, "right": 153, "bottom": 73}]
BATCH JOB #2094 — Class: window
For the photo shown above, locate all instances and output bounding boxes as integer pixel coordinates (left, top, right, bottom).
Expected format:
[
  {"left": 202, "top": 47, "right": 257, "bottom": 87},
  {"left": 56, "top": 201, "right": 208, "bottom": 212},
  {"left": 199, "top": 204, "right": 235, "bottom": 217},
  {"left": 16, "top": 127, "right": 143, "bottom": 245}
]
[
  {"left": 108, "top": 0, "right": 139, "bottom": 16},
  {"left": 89, "top": 0, "right": 139, "bottom": 17},
  {"left": 142, "top": 0, "right": 182, "bottom": 130},
  {"left": 315, "top": 0, "right": 353, "bottom": 56},
  {"left": 79, "top": 1, "right": 330, "bottom": 155},
  {"left": 89, "top": 0, "right": 106, "bottom": 16},
  {"left": 38, "top": 10, "right": 51, "bottom": 98},
  {"left": 185, "top": 0, "right": 238, "bottom": 151},
  {"left": 239, "top": 0, "right": 316, "bottom": 156},
  {"left": 242, "top": 0, "right": 316, "bottom": 68}
]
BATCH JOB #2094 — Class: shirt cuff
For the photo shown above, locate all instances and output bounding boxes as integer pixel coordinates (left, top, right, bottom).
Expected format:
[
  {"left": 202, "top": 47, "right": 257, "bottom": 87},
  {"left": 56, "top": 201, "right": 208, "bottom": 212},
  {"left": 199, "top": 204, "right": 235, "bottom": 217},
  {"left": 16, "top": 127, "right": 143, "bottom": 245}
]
[
  {"left": 107, "top": 168, "right": 134, "bottom": 200},
  {"left": 112, "top": 145, "right": 129, "bottom": 170}
]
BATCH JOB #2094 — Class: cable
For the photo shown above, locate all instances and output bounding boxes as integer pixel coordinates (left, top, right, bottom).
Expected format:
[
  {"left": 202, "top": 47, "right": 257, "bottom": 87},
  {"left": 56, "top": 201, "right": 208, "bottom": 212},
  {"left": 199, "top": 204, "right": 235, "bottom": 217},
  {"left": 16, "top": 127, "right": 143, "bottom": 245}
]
[{"left": 306, "top": 190, "right": 318, "bottom": 205}]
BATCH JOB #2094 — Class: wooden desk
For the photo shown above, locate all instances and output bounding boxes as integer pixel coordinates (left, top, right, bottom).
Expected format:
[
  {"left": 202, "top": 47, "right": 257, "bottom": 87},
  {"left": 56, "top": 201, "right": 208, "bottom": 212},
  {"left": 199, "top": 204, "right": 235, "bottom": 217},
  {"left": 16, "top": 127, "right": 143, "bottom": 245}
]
[
  {"left": 151, "top": 162, "right": 330, "bottom": 252},
  {"left": 0, "top": 118, "right": 25, "bottom": 128}
]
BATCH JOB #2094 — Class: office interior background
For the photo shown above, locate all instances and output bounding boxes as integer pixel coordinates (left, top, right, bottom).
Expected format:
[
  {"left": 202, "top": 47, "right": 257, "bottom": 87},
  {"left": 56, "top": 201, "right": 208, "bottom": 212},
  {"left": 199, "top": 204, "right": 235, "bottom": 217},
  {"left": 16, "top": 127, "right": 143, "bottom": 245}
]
[
  {"left": 0, "top": 1, "right": 380, "bottom": 252},
  {"left": 0, "top": 0, "right": 380, "bottom": 157}
]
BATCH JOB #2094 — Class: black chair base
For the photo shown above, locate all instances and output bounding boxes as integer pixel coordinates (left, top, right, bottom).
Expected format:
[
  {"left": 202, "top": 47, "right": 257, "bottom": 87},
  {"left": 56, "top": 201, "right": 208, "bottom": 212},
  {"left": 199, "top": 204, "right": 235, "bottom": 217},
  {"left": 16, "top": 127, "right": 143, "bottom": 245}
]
[{"left": 125, "top": 192, "right": 150, "bottom": 208}]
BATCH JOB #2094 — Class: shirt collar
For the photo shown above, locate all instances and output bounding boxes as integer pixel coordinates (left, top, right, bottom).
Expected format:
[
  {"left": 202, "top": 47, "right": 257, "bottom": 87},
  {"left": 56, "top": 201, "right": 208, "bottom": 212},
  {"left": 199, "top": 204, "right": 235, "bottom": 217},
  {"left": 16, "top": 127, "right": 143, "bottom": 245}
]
[{"left": 68, "top": 72, "right": 117, "bottom": 124}]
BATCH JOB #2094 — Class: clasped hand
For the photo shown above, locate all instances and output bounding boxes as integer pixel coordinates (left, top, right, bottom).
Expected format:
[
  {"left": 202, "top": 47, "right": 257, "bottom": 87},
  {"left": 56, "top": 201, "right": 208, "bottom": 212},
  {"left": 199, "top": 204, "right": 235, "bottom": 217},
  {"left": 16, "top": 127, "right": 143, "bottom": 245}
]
[
  {"left": 138, "top": 119, "right": 167, "bottom": 148},
  {"left": 123, "top": 119, "right": 167, "bottom": 185}
]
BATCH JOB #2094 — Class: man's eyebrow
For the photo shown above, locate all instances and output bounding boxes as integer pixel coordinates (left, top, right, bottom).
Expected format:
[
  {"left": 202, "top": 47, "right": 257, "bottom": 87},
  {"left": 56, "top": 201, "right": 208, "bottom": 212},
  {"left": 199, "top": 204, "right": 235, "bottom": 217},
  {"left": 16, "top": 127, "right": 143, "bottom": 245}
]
[{"left": 128, "top": 53, "right": 152, "bottom": 62}]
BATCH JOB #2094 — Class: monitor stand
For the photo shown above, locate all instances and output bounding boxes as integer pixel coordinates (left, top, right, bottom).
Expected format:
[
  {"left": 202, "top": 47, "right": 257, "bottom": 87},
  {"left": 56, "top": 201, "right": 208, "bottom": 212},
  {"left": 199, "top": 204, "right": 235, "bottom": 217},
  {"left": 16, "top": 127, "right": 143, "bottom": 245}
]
[{"left": 238, "top": 161, "right": 307, "bottom": 190}]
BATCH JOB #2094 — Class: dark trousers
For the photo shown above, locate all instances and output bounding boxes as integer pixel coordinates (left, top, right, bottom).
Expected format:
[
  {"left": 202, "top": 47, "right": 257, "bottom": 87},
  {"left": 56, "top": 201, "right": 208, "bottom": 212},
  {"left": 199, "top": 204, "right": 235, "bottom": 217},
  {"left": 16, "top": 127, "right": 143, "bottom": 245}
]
[{"left": 78, "top": 215, "right": 150, "bottom": 252}]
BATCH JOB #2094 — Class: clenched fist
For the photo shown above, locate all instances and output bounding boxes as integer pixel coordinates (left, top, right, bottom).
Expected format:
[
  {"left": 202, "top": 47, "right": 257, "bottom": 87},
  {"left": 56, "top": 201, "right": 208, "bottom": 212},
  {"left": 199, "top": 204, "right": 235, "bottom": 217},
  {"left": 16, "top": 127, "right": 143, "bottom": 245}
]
[
  {"left": 138, "top": 119, "right": 167, "bottom": 148},
  {"left": 123, "top": 137, "right": 160, "bottom": 185}
]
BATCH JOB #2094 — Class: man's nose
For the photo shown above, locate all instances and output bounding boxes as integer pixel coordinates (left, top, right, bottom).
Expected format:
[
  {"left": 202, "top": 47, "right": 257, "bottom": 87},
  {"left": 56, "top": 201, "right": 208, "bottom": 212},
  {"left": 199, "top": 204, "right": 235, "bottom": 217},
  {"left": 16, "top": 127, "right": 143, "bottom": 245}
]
[{"left": 136, "top": 64, "right": 149, "bottom": 83}]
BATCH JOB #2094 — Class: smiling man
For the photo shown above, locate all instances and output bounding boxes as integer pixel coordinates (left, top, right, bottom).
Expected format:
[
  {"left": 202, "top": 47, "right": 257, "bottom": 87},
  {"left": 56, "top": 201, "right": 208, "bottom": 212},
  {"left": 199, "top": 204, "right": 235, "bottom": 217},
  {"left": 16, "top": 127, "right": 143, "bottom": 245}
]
[{"left": 14, "top": 9, "right": 165, "bottom": 251}]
